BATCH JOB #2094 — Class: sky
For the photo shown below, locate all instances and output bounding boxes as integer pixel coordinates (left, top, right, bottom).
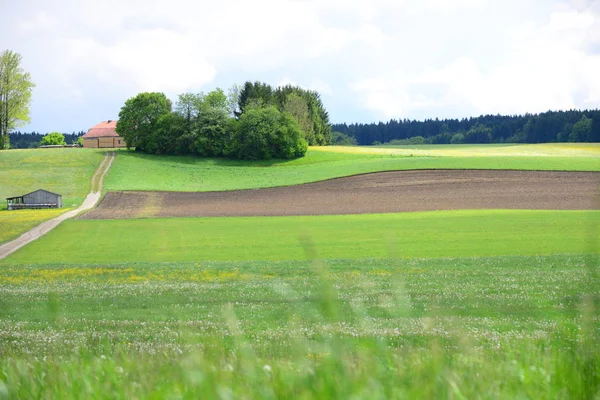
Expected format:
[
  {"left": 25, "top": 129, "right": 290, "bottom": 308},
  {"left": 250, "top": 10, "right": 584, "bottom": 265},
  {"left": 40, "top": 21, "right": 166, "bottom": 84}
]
[{"left": 1, "top": 0, "right": 599, "bottom": 133}]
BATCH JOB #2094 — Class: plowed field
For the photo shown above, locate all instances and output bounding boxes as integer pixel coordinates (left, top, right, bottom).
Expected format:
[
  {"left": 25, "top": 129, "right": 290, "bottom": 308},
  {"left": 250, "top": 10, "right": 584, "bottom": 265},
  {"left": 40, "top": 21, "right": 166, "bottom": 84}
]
[{"left": 81, "top": 170, "right": 600, "bottom": 219}]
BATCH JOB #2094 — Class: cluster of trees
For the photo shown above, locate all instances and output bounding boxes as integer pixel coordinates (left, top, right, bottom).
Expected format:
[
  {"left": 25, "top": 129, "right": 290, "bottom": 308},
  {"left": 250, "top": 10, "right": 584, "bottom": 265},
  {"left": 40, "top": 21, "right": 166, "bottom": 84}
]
[
  {"left": 0, "top": 50, "right": 35, "bottom": 149},
  {"left": 333, "top": 110, "right": 600, "bottom": 145},
  {"left": 8, "top": 131, "right": 84, "bottom": 148},
  {"left": 116, "top": 82, "right": 331, "bottom": 160}
]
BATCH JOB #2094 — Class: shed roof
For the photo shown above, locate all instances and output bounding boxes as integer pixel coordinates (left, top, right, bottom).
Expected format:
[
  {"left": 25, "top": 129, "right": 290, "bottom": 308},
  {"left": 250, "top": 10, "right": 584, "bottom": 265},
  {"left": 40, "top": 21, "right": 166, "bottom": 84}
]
[
  {"left": 6, "top": 189, "right": 62, "bottom": 200},
  {"left": 83, "top": 120, "right": 119, "bottom": 138}
]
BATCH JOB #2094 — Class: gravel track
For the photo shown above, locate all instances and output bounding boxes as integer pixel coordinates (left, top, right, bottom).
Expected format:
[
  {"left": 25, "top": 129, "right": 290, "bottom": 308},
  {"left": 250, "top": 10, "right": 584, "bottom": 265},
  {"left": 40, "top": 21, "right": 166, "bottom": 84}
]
[{"left": 80, "top": 170, "right": 600, "bottom": 219}]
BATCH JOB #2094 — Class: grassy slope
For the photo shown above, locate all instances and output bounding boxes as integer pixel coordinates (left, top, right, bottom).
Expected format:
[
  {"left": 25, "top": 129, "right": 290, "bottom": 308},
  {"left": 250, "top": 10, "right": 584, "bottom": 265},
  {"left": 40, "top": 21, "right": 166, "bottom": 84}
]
[
  {"left": 0, "top": 148, "right": 105, "bottom": 209},
  {"left": 1, "top": 254, "right": 598, "bottom": 398},
  {"left": 104, "top": 144, "right": 600, "bottom": 192},
  {"left": 3, "top": 210, "right": 599, "bottom": 264},
  {"left": 0, "top": 148, "right": 104, "bottom": 244}
]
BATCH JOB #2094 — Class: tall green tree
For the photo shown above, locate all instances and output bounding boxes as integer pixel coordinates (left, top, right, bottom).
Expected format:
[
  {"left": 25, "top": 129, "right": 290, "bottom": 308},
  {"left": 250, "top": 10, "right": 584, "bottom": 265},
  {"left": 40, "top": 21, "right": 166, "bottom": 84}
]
[
  {"left": 236, "top": 81, "right": 275, "bottom": 117},
  {"left": 274, "top": 85, "right": 331, "bottom": 145},
  {"left": 203, "top": 88, "right": 228, "bottom": 113},
  {"left": 305, "top": 90, "right": 331, "bottom": 145},
  {"left": 116, "top": 92, "right": 172, "bottom": 152},
  {"left": 283, "top": 92, "right": 314, "bottom": 143},
  {"left": 0, "top": 50, "right": 35, "bottom": 149},
  {"left": 175, "top": 93, "right": 204, "bottom": 130},
  {"left": 193, "top": 107, "right": 231, "bottom": 157}
]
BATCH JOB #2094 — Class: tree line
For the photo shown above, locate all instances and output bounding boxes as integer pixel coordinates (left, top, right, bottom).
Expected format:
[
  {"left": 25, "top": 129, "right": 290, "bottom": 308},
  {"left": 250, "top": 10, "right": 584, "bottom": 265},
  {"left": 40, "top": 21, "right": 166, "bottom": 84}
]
[
  {"left": 8, "top": 131, "right": 85, "bottom": 148},
  {"left": 116, "top": 82, "right": 331, "bottom": 160},
  {"left": 332, "top": 110, "right": 600, "bottom": 145}
]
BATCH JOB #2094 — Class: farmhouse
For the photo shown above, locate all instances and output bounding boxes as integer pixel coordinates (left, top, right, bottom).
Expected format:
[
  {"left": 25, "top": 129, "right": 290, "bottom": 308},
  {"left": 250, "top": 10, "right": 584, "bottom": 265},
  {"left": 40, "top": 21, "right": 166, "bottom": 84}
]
[
  {"left": 83, "top": 120, "right": 126, "bottom": 148},
  {"left": 6, "top": 189, "right": 62, "bottom": 210}
]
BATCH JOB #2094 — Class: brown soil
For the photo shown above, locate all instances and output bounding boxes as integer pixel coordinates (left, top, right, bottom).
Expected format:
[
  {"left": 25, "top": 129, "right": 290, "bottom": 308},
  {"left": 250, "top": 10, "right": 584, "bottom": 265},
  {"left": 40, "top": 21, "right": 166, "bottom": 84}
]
[{"left": 80, "top": 170, "right": 600, "bottom": 219}]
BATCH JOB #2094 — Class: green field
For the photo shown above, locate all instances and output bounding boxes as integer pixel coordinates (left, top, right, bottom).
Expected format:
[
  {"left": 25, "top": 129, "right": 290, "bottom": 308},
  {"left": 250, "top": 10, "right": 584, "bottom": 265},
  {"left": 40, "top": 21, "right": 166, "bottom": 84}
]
[
  {"left": 104, "top": 143, "right": 600, "bottom": 192},
  {"left": 1, "top": 144, "right": 600, "bottom": 397},
  {"left": 3, "top": 210, "right": 599, "bottom": 264},
  {"left": 1, "top": 254, "right": 598, "bottom": 398},
  {"left": 0, "top": 148, "right": 105, "bottom": 246},
  {"left": 371, "top": 142, "right": 600, "bottom": 156},
  {"left": 0, "top": 208, "right": 72, "bottom": 244},
  {"left": 0, "top": 148, "right": 105, "bottom": 209}
]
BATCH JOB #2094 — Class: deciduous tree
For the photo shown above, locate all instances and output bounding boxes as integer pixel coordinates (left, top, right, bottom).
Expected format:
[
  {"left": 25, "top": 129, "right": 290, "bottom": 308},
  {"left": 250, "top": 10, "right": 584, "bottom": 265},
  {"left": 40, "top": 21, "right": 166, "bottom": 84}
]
[
  {"left": 283, "top": 93, "right": 314, "bottom": 143},
  {"left": 231, "top": 106, "right": 307, "bottom": 160},
  {"left": 0, "top": 50, "right": 35, "bottom": 149},
  {"left": 116, "top": 92, "right": 172, "bottom": 152},
  {"left": 175, "top": 93, "right": 204, "bottom": 131},
  {"left": 569, "top": 115, "right": 592, "bottom": 142},
  {"left": 40, "top": 132, "right": 66, "bottom": 146},
  {"left": 193, "top": 107, "right": 230, "bottom": 157},
  {"left": 204, "top": 88, "right": 228, "bottom": 113}
]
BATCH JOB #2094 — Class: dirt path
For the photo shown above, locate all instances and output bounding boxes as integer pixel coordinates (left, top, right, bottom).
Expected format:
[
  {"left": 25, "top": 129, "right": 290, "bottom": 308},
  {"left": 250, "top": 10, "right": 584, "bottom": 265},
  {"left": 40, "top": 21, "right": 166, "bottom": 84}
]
[
  {"left": 0, "top": 152, "right": 115, "bottom": 260},
  {"left": 81, "top": 170, "right": 600, "bottom": 220}
]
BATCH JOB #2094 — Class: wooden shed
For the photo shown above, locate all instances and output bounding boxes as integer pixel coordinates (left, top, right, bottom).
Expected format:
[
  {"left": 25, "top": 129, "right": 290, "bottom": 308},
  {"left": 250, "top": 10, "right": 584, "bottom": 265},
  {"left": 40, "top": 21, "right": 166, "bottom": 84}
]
[
  {"left": 6, "top": 189, "right": 62, "bottom": 210},
  {"left": 83, "top": 120, "right": 126, "bottom": 148}
]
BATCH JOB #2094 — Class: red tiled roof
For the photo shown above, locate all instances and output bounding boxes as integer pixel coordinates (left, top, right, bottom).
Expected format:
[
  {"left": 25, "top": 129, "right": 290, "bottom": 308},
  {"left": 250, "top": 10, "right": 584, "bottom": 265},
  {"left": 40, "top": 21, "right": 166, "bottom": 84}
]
[{"left": 83, "top": 120, "right": 120, "bottom": 138}]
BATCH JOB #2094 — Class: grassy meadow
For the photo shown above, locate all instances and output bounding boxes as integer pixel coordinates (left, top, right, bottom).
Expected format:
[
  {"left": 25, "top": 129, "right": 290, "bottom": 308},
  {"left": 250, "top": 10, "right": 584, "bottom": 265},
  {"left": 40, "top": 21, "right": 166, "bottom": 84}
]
[
  {"left": 0, "top": 208, "right": 71, "bottom": 244},
  {"left": 1, "top": 254, "right": 599, "bottom": 398},
  {"left": 104, "top": 143, "right": 600, "bottom": 192},
  {"left": 0, "top": 148, "right": 106, "bottom": 245},
  {"left": 3, "top": 210, "right": 599, "bottom": 264},
  {"left": 0, "top": 148, "right": 105, "bottom": 209},
  {"left": 1, "top": 144, "right": 600, "bottom": 397}
]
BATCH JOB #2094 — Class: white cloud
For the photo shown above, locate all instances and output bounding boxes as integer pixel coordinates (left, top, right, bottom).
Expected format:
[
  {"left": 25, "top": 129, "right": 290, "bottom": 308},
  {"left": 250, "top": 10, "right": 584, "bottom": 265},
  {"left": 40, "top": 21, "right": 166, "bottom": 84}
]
[
  {"left": 351, "top": 2, "right": 600, "bottom": 119},
  {"left": 1, "top": 0, "right": 599, "bottom": 131},
  {"left": 64, "top": 30, "right": 217, "bottom": 94},
  {"left": 309, "top": 80, "right": 333, "bottom": 96}
]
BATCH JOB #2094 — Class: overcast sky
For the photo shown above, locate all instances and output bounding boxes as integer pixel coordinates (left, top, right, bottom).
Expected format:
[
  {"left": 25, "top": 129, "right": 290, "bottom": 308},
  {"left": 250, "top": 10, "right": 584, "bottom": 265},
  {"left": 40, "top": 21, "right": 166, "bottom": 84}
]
[{"left": 1, "top": 0, "right": 599, "bottom": 133}]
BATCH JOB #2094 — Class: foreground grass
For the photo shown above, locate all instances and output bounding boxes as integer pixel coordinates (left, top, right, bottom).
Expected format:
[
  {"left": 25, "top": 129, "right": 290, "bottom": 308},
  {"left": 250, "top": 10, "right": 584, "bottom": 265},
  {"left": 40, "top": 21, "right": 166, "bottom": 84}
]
[
  {"left": 0, "top": 208, "right": 71, "bottom": 244},
  {"left": 0, "top": 148, "right": 105, "bottom": 210},
  {"left": 3, "top": 210, "right": 599, "bottom": 264},
  {"left": 0, "top": 255, "right": 598, "bottom": 398},
  {"left": 104, "top": 144, "right": 600, "bottom": 192}
]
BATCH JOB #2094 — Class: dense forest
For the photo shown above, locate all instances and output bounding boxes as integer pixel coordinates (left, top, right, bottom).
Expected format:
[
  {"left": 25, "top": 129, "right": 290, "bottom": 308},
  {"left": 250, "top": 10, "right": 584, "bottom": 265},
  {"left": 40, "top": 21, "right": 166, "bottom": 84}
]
[
  {"left": 8, "top": 131, "right": 85, "bottom": 148},
  {"left": 332, "top": 110, "right": 600, "bottom": 145}
]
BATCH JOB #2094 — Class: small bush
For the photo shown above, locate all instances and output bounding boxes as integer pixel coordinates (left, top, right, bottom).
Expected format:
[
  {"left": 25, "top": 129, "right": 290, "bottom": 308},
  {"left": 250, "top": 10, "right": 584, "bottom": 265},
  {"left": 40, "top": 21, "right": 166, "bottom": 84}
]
[{"left": 41, "top": 132, "right": 66, "bottom": 146}]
